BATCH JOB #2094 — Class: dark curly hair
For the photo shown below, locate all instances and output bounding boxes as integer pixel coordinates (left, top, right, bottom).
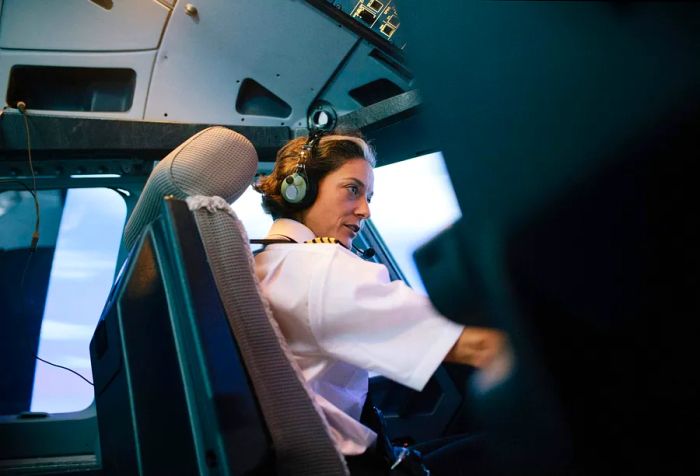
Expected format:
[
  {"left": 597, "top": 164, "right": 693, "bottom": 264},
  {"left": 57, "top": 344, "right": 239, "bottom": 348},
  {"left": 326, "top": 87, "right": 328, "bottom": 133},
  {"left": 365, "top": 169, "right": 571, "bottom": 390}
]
[{"left": 254, "top": 131, "right": 376, "bottom": 219}]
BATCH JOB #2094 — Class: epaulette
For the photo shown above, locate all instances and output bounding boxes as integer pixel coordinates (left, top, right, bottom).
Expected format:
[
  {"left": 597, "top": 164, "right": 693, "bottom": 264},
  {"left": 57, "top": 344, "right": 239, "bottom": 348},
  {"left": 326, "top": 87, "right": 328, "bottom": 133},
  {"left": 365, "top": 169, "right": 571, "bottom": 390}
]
[{"left": 304, "top": 237, "right": 341, "bottom": 245}]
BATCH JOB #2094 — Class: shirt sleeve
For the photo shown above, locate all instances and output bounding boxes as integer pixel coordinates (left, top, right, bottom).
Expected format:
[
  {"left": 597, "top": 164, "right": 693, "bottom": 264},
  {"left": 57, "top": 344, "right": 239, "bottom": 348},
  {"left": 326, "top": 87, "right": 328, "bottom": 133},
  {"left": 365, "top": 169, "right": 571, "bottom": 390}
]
[{"left": 308, "top": 247, "right": 464, "bottom": 391}]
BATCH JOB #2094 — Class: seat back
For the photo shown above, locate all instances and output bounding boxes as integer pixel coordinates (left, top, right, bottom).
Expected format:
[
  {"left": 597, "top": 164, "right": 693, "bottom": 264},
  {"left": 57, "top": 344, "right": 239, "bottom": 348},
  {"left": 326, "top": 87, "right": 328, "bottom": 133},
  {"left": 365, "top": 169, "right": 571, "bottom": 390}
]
[{"left": 123, "top": 126, "right": 256, "bottom": 250}]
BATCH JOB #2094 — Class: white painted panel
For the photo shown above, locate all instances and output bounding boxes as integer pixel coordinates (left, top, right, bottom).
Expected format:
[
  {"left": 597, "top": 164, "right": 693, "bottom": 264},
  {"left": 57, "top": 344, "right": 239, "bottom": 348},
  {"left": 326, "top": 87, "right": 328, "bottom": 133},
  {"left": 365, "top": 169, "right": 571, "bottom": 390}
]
[
  {"left": 320, "top": 40, "right": 415, "bottom": 116},
  {"left": 0, "top": 0, "right": 169, "bottom": 51},
  {"left": 0, "top": 50, "right": 156, "bottom": 119},
  {"left": 145, "top": 0, "right": 358, "bottom": 127}
]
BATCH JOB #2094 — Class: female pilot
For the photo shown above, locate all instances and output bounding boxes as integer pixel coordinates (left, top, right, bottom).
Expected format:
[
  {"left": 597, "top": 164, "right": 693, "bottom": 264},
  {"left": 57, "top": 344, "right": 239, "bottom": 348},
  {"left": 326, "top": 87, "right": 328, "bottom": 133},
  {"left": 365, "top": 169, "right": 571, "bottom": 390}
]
[{"left": 254, "top": 131, "right": 507, "bottom": 474}]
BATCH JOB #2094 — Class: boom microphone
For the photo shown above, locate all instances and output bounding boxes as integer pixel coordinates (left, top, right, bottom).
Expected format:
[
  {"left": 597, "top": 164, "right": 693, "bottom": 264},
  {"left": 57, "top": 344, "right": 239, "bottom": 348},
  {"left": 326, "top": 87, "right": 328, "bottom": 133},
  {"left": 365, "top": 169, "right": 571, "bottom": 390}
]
[{"left": 353, "top": 244, "right": 376, "bottom": 259}]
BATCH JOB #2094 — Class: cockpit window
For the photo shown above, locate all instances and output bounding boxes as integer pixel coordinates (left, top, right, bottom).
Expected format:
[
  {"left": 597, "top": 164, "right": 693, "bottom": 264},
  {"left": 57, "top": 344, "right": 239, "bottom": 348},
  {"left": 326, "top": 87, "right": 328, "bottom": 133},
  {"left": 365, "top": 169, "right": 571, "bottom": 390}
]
[
  {"left": 0, "top": 188, "right": 125, "bottom": 414},
  {"left": 230, "top": 185, "right": 273, "bottom": 249},
  {"left": 370, "top": 152, "right": 462, "bottom": 295}
]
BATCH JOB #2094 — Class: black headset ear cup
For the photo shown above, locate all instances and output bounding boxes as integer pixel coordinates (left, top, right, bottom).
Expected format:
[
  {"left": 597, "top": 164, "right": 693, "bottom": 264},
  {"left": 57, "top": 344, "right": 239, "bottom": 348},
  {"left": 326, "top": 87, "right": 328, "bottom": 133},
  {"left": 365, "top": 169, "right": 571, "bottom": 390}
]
[
  {"left": 281, "top": 172, "right": 308, "bottom": 204},
  {"left": 299, "top": 174, "right": 317, "bottom": 208}
]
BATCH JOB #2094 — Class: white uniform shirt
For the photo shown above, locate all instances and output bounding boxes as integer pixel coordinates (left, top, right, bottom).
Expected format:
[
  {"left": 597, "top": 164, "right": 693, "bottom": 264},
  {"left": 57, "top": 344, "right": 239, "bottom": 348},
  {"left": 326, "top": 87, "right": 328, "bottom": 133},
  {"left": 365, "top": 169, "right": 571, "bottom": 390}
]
[{"left": 254, "top": 219, "right": 464, "bottom": 455}]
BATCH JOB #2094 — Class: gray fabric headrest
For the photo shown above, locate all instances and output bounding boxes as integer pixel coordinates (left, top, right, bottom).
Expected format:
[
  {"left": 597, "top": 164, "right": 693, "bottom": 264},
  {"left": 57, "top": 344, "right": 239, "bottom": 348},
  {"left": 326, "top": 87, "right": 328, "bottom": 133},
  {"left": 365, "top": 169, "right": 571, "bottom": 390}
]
[{"left": 123, "top": 126, "right": 258, "bottom": 250}]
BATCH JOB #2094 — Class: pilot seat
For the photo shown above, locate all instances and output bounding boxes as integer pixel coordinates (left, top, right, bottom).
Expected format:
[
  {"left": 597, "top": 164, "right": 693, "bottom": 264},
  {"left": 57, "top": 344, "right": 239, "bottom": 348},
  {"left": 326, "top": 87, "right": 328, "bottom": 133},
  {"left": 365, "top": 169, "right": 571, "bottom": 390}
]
[{"left": 89, "top": 126, "right": 350, "bottom": 475}]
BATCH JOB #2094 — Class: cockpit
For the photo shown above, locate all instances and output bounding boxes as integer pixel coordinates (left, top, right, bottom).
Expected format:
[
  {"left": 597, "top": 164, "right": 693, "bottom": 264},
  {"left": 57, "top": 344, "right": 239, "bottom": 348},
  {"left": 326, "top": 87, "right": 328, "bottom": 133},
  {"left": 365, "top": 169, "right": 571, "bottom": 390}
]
[{"left": 2, "top": 1, "right": 700, "bottom": 475}]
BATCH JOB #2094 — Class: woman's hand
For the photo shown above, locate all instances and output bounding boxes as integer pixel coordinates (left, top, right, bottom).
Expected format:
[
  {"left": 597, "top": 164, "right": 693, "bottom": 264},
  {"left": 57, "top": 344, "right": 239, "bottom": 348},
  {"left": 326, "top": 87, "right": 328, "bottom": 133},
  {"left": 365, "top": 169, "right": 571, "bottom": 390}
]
[{"left": 444, "top": 327, "right": 510, "bottom": 369}]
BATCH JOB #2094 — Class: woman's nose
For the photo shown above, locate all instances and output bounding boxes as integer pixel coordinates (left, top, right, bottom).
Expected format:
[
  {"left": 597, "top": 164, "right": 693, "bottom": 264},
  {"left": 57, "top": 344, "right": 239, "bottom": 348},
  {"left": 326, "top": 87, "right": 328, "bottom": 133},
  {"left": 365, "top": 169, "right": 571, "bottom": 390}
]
[{"left": 355, "top": 196, "right": 371, "bottom": 219}]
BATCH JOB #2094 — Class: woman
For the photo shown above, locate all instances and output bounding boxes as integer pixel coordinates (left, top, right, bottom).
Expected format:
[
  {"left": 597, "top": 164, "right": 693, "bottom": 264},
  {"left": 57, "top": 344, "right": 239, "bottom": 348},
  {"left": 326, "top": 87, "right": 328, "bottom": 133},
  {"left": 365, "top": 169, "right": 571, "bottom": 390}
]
[{"left": 254, "top": 131, "right": 508, "bottom": 474}]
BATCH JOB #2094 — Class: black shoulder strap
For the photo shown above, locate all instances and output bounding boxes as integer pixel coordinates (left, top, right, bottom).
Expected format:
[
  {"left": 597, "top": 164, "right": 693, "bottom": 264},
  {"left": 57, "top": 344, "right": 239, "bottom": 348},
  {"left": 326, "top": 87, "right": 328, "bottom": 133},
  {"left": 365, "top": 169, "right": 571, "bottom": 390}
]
[
  {"left": 250, "top": 236, "right": 296, "bottom": 257},
  {"left": 250, "top": 238, "right": 297, "bottom": 245}
]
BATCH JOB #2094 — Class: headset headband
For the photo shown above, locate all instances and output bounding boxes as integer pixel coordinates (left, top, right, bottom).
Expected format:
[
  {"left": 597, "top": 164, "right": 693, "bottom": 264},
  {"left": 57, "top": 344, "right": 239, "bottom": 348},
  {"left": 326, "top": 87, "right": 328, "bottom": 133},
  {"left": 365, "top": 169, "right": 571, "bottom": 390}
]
[{"left": 298, "top": 130, "right": 324, "bottom": 169}]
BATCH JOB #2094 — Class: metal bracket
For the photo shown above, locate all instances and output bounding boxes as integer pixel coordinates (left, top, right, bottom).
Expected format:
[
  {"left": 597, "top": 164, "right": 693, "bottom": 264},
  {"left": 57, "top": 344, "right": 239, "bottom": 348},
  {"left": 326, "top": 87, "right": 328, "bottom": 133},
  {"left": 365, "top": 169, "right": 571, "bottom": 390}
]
[{"left": 336, "top": 89, "right": 421, "bottom": 132}]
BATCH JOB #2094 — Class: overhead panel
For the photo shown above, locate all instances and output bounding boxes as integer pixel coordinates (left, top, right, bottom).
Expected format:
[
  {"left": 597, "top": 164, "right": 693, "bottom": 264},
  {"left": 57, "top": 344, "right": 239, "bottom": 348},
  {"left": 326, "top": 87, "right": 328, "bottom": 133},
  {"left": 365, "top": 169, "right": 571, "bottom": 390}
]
[
  {"left": 0, "top": 0, "right": 170, "bottom": 51},
  {"left": 144, "top": 0, "right": 358, "bottom": 127}
]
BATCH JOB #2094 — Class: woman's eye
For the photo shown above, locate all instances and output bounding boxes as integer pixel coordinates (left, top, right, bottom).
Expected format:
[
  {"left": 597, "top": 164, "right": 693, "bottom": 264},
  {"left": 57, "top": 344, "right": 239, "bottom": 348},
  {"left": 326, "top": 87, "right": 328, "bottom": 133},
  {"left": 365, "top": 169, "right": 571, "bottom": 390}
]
[{"left": 347, "top": 185, "right": 359, "bottom": 196}]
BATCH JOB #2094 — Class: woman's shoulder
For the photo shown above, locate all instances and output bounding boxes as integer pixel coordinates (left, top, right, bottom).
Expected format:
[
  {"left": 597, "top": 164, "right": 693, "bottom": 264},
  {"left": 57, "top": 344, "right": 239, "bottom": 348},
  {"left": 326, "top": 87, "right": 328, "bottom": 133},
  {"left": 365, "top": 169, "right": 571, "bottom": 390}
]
[{"left": 255, "top": 242, "right": 338, "bottom": 274}]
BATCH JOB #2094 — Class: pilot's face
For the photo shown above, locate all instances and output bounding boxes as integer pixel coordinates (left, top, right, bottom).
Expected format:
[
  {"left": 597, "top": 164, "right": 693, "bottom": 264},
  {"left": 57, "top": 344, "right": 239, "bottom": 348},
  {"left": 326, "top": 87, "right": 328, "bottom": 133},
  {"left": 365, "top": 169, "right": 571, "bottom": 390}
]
[{"left": 301, "top": 158, "right": 374, "bottom": 248}]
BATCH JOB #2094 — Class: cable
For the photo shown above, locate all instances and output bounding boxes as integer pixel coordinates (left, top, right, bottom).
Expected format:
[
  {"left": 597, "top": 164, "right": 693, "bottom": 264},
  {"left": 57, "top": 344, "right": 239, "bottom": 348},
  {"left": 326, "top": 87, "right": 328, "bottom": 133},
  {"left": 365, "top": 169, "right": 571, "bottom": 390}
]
[
  {"left": 0, "top": 179, "right": 39, "bottom": 235},
  {"left": 16, "top": 101, "right": 40, "bottom": 252},
  {"left": 35, "top": 355, "right": 94, "bottom": 386},
  {"left": 1, "top": 102, "right": 41, "bottom": 251},
  {"left": 0, "top": 180, "right": 39, "bottom": 289}
]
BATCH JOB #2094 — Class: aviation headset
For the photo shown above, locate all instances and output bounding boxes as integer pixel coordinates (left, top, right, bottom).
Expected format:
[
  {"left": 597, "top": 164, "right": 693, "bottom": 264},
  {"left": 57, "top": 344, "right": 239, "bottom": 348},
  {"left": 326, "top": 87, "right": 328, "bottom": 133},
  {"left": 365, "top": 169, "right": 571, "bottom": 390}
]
[
  {"left": 280, "top": 130, "right": 323, "bottom": 208},
  {"left": 280, "top": 100, "right": 338, "bottom": 208},
  {"left": 271, "top": 101, "right": 377, "bottom": 259}
]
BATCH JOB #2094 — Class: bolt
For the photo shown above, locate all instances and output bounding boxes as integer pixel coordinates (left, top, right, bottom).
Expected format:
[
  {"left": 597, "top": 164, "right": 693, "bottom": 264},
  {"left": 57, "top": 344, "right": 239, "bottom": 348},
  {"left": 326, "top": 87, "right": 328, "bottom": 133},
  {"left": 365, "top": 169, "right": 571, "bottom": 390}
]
[{"left": 185, "top": 3, "right": 198, "bottom": 16}]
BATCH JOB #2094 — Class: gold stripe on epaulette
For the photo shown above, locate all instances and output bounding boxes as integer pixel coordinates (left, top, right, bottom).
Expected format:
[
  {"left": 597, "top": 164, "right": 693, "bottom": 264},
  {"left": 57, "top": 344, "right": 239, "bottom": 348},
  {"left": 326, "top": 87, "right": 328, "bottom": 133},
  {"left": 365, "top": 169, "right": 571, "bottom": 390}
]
[{"left": 305, "top": 237, "right": 340, "bottom": 245}]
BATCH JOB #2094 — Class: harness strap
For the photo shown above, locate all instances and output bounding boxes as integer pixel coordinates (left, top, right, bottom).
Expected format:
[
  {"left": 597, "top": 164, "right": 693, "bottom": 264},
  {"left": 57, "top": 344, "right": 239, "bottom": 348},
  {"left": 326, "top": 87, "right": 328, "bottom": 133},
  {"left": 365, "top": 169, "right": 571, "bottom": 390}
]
[{"left": 250, "top": 238, "right": 296, "bottom": 245}]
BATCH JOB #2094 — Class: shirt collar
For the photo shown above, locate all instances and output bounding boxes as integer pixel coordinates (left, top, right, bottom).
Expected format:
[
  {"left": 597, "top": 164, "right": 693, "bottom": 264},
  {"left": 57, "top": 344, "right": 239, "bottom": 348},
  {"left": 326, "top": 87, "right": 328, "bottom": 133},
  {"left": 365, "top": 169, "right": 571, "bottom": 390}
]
[{"left": 265, "top": 218, "right": 316, "bottom": 243}]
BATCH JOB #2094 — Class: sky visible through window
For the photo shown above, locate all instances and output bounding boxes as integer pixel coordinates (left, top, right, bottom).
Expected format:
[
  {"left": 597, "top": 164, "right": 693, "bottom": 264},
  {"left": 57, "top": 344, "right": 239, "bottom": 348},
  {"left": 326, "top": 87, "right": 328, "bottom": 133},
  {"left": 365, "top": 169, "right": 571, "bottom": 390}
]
[
  {"left": 231, "top": 185, "right": 273, "bottom": 244},
  {"left": 31, "top": 188, "right": 125, "bottom": 413},
  {"left": 371, "top": 152, "right": 462, "bottom": 294}
]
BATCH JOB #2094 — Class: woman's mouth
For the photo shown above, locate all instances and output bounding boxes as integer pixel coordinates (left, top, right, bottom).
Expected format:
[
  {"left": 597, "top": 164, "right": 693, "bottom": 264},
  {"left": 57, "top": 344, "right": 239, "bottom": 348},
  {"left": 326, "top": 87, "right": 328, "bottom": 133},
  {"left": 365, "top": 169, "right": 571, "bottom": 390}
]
[{"left": 344, "top": 224, "right": 359, "bottom": 236}]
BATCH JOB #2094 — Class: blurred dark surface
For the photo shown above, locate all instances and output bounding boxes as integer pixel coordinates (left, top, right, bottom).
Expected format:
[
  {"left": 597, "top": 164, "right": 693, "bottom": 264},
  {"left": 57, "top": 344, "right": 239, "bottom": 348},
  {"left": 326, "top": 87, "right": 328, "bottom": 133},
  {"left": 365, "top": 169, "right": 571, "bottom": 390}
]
[{"left": 407, "top": 2, "right": 700, "bottom": 473}]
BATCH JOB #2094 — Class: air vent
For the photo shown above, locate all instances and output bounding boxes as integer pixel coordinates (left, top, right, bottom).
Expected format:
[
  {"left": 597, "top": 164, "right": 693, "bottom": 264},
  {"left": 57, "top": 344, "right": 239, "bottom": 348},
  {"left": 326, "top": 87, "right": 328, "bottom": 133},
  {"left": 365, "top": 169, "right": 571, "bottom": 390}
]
[
  {"left": 7, "top": 66, "right": 135, "bottom": 112},
  {"left": 348, "top": 79, "right": 404, "bottom": 107},
  {"left": 235, "top": 79, "right": 291, "bottom": 118}
]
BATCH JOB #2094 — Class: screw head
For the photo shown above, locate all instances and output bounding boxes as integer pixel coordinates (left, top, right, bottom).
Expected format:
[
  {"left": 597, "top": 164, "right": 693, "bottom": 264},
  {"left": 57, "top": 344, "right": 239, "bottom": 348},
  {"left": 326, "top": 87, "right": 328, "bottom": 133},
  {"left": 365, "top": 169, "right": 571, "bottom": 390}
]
[{"left": 185, "top": 3, "right": 198, "bottom": 16}]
